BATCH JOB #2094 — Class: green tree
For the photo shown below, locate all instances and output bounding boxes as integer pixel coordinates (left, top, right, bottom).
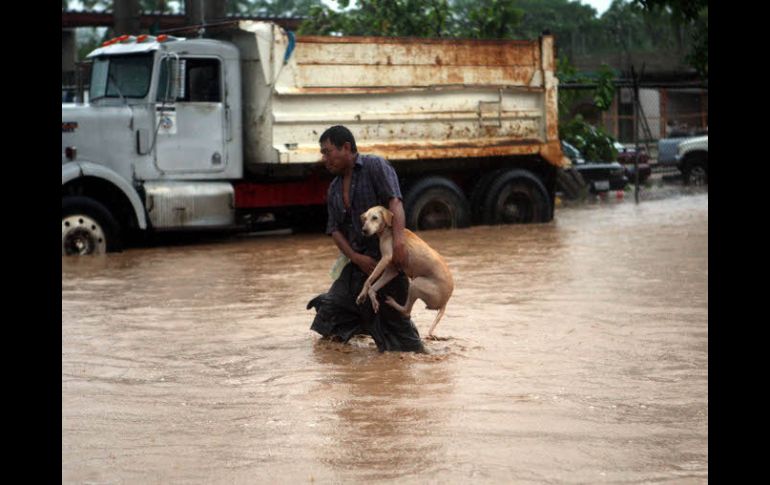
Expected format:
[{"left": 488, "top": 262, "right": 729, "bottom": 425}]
[
  {"left": 599, "top": 0, "right": 689, "bottom": 52},
  {"left": 452, "top": 0, "right": 618, "bottom": 59},
  {"left": 600, "top": 0, "right": 651, "bottom": 54},
  {"left": 685, "top": 7, "right": 706, "bottom": 78},
  {"left": 557, "top": 58, "right": 618, "bottom": 162},
  {"left": 508, "top": 0, "right": 600, "bottom": 52},
  {"left": 450, "top": 0, "right": 524, "bottom": 39},
  {"left": 632, "top": 0, "right": 707, "bottom": 78},
  {"left": 299, "top": 0, "right": 452, "bottom": 38},
  {"left": 635, "top": 0, "right": 706, "bottom": 22},
  {"left": 560, "top": 115, "right": 618, "bottom": 162},
  {"left": 557, "top": 57, "right": 616, "bottom": 119},
  {"left": 230, "top": 0, "right": 322, "bottom": 17}
]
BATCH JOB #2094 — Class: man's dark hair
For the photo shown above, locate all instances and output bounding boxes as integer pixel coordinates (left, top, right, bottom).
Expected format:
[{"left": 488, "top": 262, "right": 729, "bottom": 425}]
[{"left": 319, "top": 125, "right": 357, "bottom": 153}]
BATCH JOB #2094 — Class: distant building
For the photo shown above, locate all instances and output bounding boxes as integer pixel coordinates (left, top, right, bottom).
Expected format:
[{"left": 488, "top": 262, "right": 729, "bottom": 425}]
[{"left": 565, "top": 51, "right": 707, "bottom": 143}]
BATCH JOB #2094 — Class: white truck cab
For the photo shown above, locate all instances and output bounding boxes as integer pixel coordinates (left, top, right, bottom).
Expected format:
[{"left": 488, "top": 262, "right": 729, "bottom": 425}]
[{"left": 62, "top": 34, "right": 244, "bottom": 254}]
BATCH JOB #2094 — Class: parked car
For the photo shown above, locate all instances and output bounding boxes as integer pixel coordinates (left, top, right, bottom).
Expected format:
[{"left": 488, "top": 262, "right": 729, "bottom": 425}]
[
  {"left": 560, "top": 141, "right": 628, "bottom": 194},
  {"left": 613, "top": 142, "right": 651, "bottom": 184},
  {"left": 657, "top": 128, "right": 708, "bottom": 167},
  {"left": 676, "top": 135, "right": 708, "bottom": 185},
  {"left": 657, "top": 135, "right": 689, "bottom": 167}
]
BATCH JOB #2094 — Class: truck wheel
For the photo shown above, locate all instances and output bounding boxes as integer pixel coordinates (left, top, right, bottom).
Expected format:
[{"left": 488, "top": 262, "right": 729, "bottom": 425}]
[
  {"left": 556, "top": 167, "right": 588, "bottom": 200},
  {"left": 469, "top": 169, "right": 503, "bottom": 224},
  {"left": 62, "top": 196, "right": 122, "bottom": 255},
  {"left": 681, "top": 152, "right": 708, "bottom": 186},
  {"left": 403, "top": 176, "right": 471, "bottom": 231},
  {"left": 683, "top": 163, "right": 708, "bottom": 186},
  {"left": 684, "top": 165, "right": 708, "bottom": 186},
  {"left": 482, "top": 169, "right": 551, "bottom": 224}
]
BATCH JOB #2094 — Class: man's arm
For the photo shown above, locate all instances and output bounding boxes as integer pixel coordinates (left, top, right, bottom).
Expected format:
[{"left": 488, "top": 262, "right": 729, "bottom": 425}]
[
  {"left": 331, "top": 229, "right": 377, "bottom": 275},
  {"left": 389, "top": 197, "right": 407, "bottom": 269}
]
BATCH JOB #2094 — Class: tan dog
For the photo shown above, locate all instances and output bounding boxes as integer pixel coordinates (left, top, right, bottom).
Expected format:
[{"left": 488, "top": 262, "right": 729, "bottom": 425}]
[{"left": 355, "top": 206, "right": 454, "bottom": 339}]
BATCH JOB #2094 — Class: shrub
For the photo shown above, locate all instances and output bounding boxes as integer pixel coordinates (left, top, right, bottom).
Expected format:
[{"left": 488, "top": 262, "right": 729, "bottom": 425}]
[{"left": 560, "top": 115, "right": 618, "bottom": 162}]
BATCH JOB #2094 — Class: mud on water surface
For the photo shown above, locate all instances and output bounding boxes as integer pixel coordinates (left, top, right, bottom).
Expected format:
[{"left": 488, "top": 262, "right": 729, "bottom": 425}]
[{"left": 62, "top": 186, "right": 708, "bottom": 484}]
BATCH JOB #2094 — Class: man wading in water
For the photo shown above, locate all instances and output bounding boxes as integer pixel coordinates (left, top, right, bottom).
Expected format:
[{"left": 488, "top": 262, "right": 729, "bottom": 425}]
[{"left": 307, "top": 125, "right": 426, "bottom": 353}]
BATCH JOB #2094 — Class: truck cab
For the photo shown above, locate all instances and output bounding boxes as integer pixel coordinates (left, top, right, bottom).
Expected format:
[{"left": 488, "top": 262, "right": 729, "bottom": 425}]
[{"left": 62, "top": 34, "right": 244, "bottom": 255}]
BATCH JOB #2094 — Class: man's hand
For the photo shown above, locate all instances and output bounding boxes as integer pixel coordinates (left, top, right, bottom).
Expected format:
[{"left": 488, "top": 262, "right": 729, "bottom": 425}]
[
  {"left": 353, "top": 253, "right": 378, "bottom": 275},
  {"left": 331, "top": 229, "right": 376, "bottom": 275}
]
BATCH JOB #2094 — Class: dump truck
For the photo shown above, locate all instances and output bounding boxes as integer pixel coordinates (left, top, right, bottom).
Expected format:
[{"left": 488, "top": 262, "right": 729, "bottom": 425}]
[{"left": 61, "top": 21, "right": 568, "bottom": 255}]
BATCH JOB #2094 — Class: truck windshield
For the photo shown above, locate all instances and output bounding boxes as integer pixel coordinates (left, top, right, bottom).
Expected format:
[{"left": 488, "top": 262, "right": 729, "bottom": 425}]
[{"left": 89, "top": 54, "right": 154, "bottom": 101}]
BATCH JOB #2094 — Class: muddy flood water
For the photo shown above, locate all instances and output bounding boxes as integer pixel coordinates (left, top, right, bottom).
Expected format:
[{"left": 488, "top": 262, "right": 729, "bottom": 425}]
[{"left": 62, "top": 189, "right": 708, "bottom": 484}]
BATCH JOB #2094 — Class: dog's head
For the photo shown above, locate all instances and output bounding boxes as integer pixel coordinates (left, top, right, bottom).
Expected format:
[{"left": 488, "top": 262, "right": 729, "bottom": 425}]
[{"left": 361, "top": 206, "right": 393, "bottom": 237}]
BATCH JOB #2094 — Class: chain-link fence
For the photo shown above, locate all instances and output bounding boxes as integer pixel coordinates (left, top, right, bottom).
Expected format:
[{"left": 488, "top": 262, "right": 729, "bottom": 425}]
[
  {"left": 559, "top": 80, "right": 708, "bottom": 148},
  {"left": 602, "top": 85, "right": 707, "bottom": 142}
]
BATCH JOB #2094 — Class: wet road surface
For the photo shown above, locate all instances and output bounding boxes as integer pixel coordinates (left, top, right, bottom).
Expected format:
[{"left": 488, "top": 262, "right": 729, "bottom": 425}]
[{"left": 62, "top": 187, "right": 708, "bottom": 484}]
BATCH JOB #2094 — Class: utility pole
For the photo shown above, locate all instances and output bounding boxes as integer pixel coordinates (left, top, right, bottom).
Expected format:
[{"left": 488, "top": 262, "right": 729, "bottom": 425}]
[
  {"left": 185, "top": 0, "right": 227, "bottom": 37},
  {"left": 185, "top": 0, "right": 204, "bottom": 27},
  {"left": 630, "top": 64, "right": 655, "bottom": 205},
  {"left": 113, "top": 0, "right": 141, "bottom": 35},
  {"left": 631, "top": 65, "right": 641, "bottom": 204}
]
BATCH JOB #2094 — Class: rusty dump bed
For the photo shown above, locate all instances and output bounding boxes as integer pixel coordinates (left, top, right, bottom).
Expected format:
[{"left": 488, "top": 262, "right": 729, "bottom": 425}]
[{"left": 230, "top": 22, "right": 566, "bottom": 169}]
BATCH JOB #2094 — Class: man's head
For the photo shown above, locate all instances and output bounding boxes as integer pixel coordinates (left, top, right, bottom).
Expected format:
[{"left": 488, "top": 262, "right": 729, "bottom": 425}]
[{"left": 319, "top": 125, "right": 357, "bottom": 175}]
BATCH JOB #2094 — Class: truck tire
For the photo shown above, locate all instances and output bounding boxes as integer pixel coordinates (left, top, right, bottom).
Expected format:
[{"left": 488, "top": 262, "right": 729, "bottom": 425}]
[
  {"left": 482, "top": 169, "right": 551, "bottom": 224},
  {"left": 556, "top": 167, "right": 588, "bottom": 200},
  {"left": 469, "top": 169, "right": 503, "bottom": 224},
  {"left": 403, "top": 176, "right": 471, "bottom": 231},
  {"left": 62, "top": 196, "right": 122, "bottom": 255},
  {"left": 681, "top": 154, "right": 708, "bottom": 186}
]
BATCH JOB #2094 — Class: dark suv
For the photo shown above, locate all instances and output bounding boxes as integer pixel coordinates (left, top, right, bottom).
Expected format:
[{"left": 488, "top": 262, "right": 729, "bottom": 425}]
[{"left": 561, "top": 141, "right": 628, "bottom": 194}]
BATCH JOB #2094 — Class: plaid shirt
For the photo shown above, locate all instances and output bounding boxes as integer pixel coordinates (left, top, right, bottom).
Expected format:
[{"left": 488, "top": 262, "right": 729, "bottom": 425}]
[{"left": 326, "top": 153, "right": 402, "bottom": 258}]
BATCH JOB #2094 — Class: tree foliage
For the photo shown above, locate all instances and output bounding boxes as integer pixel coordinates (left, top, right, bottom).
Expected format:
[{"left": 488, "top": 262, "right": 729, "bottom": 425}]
[
  {"left": 451, "top": 0, "right": 524, "bottom": 39},
  {"left": 507, "top": 0, "right": 599, "bottom": 40},
  {"left": 632, "top": 0, "right": 707, "bottom": 78},
  {"left": 557, "top": 58, "right": 618, "bottom": 161},
  {"left": 685, "top": 7, "right": 707, "bottom": 78},
  {"left": 298, "top": 0, "right": 528, "bottom": 39},
  {"left": 634, "top": 0, "right": 706, "bottom": 23},
  {"left": 557, "top": 58, "right": 616, "bottom": 118},
  {"left": 226, "top": 0, "right": 322, "bottom": 17},
  {"left": 592, "top": 64, "right": 616, "bottom": 112},
  {"left": 66, "top": 1, "right": 707, "bottom": 79},
  {"left": 298, "top": 0, "right": 453, "bottom": 38},
  {"left": 561, "top": 115, "right": 618, "bottom": 162}
]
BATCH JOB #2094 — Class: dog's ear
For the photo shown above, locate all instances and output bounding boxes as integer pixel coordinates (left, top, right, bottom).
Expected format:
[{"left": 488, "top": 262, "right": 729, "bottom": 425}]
[{"left": 382, "top": 208, "right": 394, "bottom": 227}]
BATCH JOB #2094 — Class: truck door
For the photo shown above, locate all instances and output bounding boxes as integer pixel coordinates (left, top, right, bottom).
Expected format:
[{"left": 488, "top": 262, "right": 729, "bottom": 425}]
[{"left": 155, "top": 57, "right": 227, "bottom": 173}]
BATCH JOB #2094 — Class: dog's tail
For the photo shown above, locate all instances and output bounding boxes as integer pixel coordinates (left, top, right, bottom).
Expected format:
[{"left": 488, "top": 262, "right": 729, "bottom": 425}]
[{"left": 427, "top": 305, "right": 447, "bottom": 338}]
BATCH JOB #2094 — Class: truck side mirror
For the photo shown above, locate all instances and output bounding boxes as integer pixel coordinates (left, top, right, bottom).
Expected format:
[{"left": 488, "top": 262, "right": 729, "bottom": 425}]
[{"left": 158, "top": 55, "right": 185, "bottom": 102}]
